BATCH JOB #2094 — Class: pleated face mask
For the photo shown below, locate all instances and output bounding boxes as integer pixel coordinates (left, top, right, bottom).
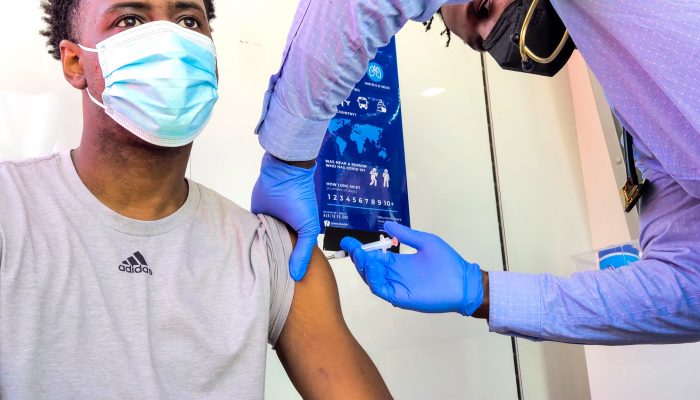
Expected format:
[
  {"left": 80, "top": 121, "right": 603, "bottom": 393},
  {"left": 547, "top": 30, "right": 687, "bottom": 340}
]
[
  {"left": 79, "top": 21, "right": 219, "bottom": 147},
  {"left": 482, "top": 0, "right": 576, "bottom": 77}
]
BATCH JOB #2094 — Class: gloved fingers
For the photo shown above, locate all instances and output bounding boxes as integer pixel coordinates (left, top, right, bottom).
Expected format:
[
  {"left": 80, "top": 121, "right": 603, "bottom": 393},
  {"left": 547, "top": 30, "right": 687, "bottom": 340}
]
[
  {"left": 341, "top": 237, "right": 372, "bottom": 280},
  {"left": 341, "top": 238, "right": 392, "bottom": 301},
  {"left": 250, "top": 175, "right": 269, "bottom": 215},
  {"left": 340, "top": 237, "right": 364, "bottom": 274},
  {"left": 384, "top": 277, "right": 412, "bottom": 310},
  {"left": 251, "top": 153, "right": 318, "bottom": 216},
  {"left": 383, "top": 262, "right": 404, "bottom": 282},
  {"left": 252, "top": 152, "right": 322, "bottom": 283},
  {"left": 342, "top": 237, "right": 396, "bottom": 266},
  {"left": 295, "top": 214, "right": 320, "bottom": 240},
  {"left": 364, "top": 249, "right": 396, "bottom": 265},
  {"left": 340, "top": 237, "right": 363, "bottom": 254},
  {"left": 363, "top": 256, "right": 393, "bottom": 303},
  {"left": 340, "top": 236, "right": 370, "bottom": 279},
  {"left": 289, "top": 235, "right": 317, "bottom": 281},
  {"left": 383, "top": 221, "right": 430, "bottom": 250}
]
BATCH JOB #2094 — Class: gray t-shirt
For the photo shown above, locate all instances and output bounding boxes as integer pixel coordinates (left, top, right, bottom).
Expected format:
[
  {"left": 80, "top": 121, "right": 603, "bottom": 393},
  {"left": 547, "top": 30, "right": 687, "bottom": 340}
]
[{"left": 0, "top": 152, "right": 295, "bottom": 399}]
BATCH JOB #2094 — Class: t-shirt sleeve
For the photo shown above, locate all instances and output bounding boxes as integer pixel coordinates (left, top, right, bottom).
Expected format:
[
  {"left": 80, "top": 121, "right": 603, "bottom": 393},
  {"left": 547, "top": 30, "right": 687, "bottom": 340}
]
[{"left": 257, "top": 215, "right": 296, "bottom": 346}]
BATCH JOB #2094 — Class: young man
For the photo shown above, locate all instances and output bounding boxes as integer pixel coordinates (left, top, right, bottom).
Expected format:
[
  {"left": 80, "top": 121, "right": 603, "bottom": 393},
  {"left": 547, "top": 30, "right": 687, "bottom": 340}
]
[{"left": 0, "top": 0, "right": 392, "bottom": 398}]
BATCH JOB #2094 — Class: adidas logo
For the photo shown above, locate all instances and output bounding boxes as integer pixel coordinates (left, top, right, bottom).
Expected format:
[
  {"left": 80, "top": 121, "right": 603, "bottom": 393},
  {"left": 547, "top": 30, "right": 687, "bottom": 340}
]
[{"left": 118, "top": 251, "right": 153, "bottom": 276}]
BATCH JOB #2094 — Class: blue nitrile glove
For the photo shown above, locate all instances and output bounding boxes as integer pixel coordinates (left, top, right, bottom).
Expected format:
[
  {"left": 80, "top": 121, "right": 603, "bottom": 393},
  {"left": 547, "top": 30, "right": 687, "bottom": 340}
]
[
  {"left": 252, "top": 152, "right": 320, "bottom": 281},
  {"left": 340, "top": 221, "right": 484, "bottom": 316}
]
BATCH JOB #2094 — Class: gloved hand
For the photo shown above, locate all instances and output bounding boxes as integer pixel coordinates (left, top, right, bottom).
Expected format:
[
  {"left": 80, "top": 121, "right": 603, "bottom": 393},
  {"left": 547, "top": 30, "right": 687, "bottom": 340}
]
[
  {"left": 340, "top": 221, "right": 484, "bottom": 316},
  {"left": 252, "top": 152, "right": 320, "bottom": 281}
]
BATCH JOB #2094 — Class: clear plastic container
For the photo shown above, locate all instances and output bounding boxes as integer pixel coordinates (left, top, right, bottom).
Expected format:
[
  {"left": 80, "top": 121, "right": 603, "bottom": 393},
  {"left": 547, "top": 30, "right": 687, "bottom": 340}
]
[{"left": 573, "top": 241, "right": 641, "bottom": 272}]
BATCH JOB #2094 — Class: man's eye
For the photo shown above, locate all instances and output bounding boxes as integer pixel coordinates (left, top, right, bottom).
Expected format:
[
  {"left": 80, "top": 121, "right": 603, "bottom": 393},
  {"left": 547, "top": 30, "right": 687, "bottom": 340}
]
[
  {"left": 478, "top": 0, "right": 490, "bottom": 19},
  {"left": 116, "top": 16, "right": 143, "bottom": 28},
  {"left": 178, "top": 17, "right": 200, "bottom": 29}
]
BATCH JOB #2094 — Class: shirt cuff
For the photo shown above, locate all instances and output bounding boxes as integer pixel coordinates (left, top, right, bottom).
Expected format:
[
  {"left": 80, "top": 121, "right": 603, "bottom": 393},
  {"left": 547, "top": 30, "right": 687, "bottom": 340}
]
[
  {"left": 256, "top": 91, "right": 330, "bottom": 162},
  {"left": 488, "top": 271, "right": 544, "bottom": 338}
]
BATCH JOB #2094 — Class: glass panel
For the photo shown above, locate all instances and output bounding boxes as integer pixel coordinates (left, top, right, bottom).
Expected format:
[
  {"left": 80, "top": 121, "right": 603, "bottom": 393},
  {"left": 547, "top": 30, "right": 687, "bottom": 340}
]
[{"left": 483, "top": 56, "right": 592, "bottom": 400}]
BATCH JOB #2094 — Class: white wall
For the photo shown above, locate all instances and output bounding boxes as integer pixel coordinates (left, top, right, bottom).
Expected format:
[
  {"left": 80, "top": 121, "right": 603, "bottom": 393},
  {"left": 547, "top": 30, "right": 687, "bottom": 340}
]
[{"left": 0, "top": 1, "right": 83, "bottom": 158}]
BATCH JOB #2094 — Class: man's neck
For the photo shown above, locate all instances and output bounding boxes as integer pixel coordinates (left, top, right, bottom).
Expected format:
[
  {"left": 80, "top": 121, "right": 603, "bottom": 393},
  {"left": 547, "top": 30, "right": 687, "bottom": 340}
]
[{"left": 71, "top": 130, "right": 192, "bottom": 221}]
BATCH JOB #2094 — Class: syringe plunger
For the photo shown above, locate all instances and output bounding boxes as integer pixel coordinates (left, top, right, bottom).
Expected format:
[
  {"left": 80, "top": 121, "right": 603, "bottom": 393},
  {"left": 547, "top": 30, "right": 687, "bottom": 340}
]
[{"left": 326, "top": 235, "right": 399, "bottom": 260}]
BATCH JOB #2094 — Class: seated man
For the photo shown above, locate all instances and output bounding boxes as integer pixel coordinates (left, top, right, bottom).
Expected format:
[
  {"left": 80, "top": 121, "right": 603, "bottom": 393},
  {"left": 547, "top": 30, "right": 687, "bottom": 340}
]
[{"left": 0, "top": 0, "right": 392, "bottom": 398}]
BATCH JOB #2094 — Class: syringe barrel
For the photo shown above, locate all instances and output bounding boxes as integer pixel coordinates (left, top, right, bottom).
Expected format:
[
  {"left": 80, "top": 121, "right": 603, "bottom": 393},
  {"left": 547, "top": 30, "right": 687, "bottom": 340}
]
[{"left": 360, "top": 235, "right": 392, "bottom": 253}]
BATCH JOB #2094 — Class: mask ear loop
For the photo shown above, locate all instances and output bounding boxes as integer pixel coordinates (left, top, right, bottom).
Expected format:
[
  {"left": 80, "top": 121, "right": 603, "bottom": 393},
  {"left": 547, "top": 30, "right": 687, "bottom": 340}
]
[
  {"left": 84, "top": 88, "right": 106, "bottom": 110},
  {"left": 77, "top": 44, "right": 107, "bottom": 110},
  {"left": 518, "top": 0, "right": 570, "bottom": 65}
]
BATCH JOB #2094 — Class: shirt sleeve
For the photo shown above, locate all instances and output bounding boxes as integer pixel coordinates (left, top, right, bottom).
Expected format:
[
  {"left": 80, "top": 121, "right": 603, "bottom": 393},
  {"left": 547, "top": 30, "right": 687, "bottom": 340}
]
[
  {"left": 255, "top": 0, "right": 467, "bottom": 161},
  {"left": 488, "top": 258, "right": 700, "bottom": 345},
  {"left": 257, "top": 215, "right": 296, "bottom": 346},
  {"left": 549, "top": 0, "right": 700, "bottom": 199}
]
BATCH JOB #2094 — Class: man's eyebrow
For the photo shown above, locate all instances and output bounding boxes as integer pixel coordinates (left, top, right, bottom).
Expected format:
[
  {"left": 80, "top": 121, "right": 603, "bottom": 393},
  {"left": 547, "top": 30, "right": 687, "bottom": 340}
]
[
  {"left": 104, "top": 1, "right": 152, "bottom": 15},
  {"left": 102, "top": 1, "right": 207, "bottom": 16},
  {"left": 171, "top": 1, "right": 207, "bottom": 16}
]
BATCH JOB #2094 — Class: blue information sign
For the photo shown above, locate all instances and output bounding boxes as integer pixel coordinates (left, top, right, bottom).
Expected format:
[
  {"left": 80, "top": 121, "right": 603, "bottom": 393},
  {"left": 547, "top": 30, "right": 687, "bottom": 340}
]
[{"left": 315, "top": 37, "right": 411, "bottom": 233}]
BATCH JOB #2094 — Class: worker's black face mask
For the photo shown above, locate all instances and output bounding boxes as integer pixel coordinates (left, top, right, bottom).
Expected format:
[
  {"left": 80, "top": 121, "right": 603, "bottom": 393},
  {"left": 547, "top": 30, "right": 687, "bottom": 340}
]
[{"left": 482, "top": 0, "right": 576, "bottom": 77}]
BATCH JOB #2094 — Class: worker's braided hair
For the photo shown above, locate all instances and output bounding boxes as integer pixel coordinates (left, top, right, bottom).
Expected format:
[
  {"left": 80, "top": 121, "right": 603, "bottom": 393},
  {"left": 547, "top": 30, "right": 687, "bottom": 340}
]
[
  {"left": 423, "top": 10, "right": 452, "bottom": 47},
  {"left": 40, "top": 0, "right": 217, "bottom": 60}
]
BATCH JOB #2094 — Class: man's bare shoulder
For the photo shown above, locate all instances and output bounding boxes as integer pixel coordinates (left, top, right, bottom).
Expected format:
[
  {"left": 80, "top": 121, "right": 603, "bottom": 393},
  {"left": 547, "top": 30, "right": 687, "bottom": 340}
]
[{"left": 275, "top": 231, "right": 392, "bottom": 399}]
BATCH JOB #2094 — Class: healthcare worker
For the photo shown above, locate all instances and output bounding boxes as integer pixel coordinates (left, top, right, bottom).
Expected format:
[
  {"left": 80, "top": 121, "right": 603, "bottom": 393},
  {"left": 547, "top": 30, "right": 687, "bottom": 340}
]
[{"left": 252, "top": 0, "right": 700, "bottom": 344}]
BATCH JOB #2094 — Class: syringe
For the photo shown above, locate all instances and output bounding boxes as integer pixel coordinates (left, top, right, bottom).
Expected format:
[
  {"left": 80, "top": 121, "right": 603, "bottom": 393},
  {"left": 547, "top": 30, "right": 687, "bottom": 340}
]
[{"left": 326, "top": 235, "right": 399, "bottom": 260}]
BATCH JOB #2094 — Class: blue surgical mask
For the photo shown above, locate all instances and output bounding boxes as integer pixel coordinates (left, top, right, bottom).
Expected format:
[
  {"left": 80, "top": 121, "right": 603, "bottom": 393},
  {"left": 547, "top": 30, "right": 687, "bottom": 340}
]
[{"left": 79, "top": 21, "right": 219, "bottom": 147}]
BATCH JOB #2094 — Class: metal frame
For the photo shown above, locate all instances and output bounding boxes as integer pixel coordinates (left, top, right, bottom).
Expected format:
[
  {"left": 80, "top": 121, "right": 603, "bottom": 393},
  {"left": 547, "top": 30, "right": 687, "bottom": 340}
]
[{"left": 480, "top": 53, "right": 525, "bottom": 400}]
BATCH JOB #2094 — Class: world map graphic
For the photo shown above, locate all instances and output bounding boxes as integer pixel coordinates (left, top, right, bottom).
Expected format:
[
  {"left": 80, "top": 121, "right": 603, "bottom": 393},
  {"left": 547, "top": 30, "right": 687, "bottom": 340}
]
[{"left": 328, "top": 118, "right": 388, "bottom": 160}]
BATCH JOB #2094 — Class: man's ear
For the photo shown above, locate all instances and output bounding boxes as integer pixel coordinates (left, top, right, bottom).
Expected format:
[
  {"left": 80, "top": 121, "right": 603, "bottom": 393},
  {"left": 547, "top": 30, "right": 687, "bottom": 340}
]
[{"left": 59, "top": 39, "right": 88, "bottom": 90}]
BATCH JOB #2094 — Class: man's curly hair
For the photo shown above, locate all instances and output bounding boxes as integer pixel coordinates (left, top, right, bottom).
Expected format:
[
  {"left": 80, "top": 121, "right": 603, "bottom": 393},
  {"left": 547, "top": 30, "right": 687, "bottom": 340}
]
[
  {"left": 40, "top": 0, "right": 217, "bottom": 60},
  {"left": 423, "top": 10, "right": 452, "bottom": 47}
]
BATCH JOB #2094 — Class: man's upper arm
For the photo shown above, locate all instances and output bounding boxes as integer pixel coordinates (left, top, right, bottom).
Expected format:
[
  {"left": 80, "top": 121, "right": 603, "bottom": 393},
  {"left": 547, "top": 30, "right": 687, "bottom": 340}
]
[{"left": 275, "top": 241, "right": 392, "bottom": 399}]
